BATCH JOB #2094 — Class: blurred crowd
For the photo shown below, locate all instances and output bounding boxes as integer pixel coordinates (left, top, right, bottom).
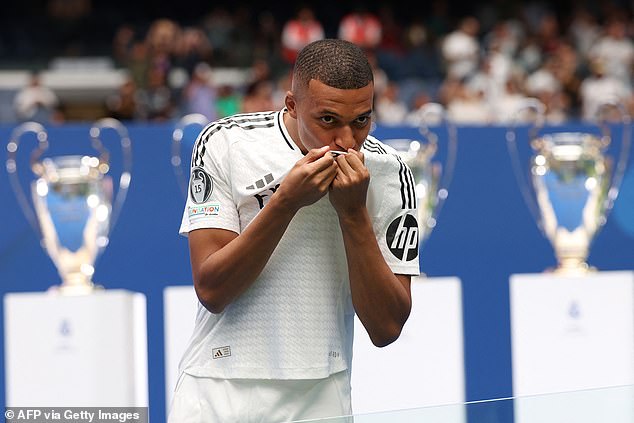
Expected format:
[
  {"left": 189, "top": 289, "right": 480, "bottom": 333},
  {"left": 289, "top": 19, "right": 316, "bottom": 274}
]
[{"left": 8, "top": 1, "right": 634, "bottom": 125}]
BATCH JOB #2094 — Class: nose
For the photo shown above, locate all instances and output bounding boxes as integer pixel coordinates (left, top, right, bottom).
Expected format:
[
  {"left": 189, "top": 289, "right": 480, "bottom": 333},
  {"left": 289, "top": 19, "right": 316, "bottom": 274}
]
[{"left": 333, "top": 126, "right": 356, "bottom": 150}]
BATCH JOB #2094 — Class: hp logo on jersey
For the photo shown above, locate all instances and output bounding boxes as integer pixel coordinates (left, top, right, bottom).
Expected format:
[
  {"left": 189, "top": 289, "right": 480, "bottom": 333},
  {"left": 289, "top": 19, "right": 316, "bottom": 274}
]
[
  {"left": 386, "top": 214, "right": 419, "bottom": 261},
  {"left": 190, "top": 167, "right": 213, "bottom": 204}
]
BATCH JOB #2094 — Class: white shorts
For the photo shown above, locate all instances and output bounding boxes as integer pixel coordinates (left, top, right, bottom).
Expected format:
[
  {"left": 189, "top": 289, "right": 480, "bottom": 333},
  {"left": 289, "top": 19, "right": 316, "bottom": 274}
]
[{"left": 167, "top": 370, "right": 352, "bottom": 423}]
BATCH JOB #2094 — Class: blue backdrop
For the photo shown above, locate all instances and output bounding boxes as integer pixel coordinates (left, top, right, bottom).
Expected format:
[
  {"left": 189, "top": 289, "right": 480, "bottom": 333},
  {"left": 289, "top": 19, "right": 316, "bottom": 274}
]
[{"left": 0, "top": 121, "right": 633, "bottom": 423}]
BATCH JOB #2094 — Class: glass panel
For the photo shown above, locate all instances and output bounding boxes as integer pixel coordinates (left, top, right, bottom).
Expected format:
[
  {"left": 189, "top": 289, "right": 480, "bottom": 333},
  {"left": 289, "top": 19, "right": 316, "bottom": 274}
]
[{"left": 295, "top": 384, "right": 634, "bottom": 423}]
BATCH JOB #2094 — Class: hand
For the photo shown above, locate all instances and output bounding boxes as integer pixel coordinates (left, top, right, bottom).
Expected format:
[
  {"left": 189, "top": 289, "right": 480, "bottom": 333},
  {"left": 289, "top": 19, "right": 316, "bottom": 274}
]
[
  {"left": 329, "top": 149, "right": 370, "bottom": 217},
  {"left": 273, "top": 146, "right": 338, "bottom": 212}
]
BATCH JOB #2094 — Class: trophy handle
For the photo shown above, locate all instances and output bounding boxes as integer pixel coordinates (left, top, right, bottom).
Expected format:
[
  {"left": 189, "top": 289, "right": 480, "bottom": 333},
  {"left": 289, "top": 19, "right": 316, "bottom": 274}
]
[
  {"left": 171, "top": 113, "right": 210, "bottom": 198},
  {"left": 505, "top": 97, "right": 549, "bottom": 225},
  {"left": 89, "top": 117, "right": 133, "bottom": 232},
  {"left": 418, "top": 102, "right": 458, "bottom": 213},
  {"left": 5, "top": 121, "right": 49, "bottom": 234},
  {"left": 595, "top": 99, "right": 632, "bottom": 212}
]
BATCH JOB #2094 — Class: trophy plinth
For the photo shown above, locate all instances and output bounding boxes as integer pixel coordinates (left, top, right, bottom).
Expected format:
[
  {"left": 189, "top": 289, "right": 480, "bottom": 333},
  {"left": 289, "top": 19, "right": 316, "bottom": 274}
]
[{"left": 6, "top": 119, "right": 132, "bottom": 294}]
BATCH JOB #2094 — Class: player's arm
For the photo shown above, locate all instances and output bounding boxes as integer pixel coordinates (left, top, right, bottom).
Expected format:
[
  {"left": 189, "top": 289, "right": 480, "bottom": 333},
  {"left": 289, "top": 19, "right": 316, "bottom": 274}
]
[
  {"left": 329, "top": 149, "right": 412, "bottom": 347},
  {"left": 190, "top": 146, "right": 338, "bottom": 314}
]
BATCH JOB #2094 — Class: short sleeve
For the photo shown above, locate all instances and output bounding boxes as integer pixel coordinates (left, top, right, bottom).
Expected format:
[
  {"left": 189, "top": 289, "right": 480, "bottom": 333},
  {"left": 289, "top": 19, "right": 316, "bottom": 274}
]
[
  {"left": 179, "top": 126, "right": 240, "bottom": 236},
  {"left": 366, "top": 151, "right": 421, "bottom": 276}
]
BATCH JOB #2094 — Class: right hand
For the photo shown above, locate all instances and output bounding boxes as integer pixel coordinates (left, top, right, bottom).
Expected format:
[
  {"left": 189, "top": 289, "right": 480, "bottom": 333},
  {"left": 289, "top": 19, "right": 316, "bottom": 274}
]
[{"left": 272, "top": 146, "right": 338, "bottom": 212}]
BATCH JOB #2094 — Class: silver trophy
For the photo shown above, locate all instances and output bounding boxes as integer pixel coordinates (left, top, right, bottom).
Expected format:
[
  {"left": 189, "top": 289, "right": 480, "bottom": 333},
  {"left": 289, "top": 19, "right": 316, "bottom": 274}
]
[
  {"left": 382, "top": 103, "right": 457, "bottom": 245},
  {"left": 171, "top": 113, "right": 210, "bottom": 198},
  {"left": 6, "top": 118, "right": 133, "bottom": 294},
  {"left": 506, "top": 98, "right": 631, "bottom": 274}
]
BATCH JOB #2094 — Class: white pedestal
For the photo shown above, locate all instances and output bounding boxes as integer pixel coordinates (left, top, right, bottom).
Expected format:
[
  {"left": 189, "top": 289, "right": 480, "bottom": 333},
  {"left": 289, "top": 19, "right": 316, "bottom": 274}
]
[
  {"left": 4, "top": 289, "right": 148, "bottom": 407},
  {"left": 510, "top": 270, "right": 634, "bottom": 423},
  {"left": 163, "top": 285, "right": 198, "bottom": 413},
  {"left": 351, "top": 276, "right": 465, "bottom": 417}
]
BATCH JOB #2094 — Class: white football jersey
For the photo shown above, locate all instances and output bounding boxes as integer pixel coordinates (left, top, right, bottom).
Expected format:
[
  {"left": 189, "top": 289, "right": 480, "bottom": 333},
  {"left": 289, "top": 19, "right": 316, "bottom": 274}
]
[{"left": 178, "top": 110, "right": 420, "bottom": 380}]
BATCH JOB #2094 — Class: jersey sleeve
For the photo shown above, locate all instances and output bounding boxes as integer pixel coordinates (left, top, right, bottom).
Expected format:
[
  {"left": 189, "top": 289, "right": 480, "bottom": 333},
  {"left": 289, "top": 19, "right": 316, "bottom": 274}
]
[
  {"left": 367, "top": 152, "right": 421, "bottom": 276},
  {"left": 179, "top": 125, "right": 240, "bottom": 236}
]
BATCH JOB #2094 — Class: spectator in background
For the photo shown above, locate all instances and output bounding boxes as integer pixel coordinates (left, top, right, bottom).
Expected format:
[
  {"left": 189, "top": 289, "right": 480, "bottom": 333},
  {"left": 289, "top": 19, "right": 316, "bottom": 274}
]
[
  {"left": 13, "top": 73, "right": 63, "bottom": 123},
  {"left": 442, "top": 78, "right": 491, "bottom": 124},
  {"left": 112, "top": 23, "right": 137, "bottom": 68},
  {"left": 374, "top": 81, "right": 408, "bottom": 125},
  {"left": 579, "top": 58, "right": 632, "bottom": 122},
  {"left": 240, "top": 79, "right": 275, "bottom": 113},
  {"left": 441, "top": 16, "right": 481, "bottom": 80},
  {"left": 173, "top": 27, "right": 213, "bottom": 77},
  {"left": 533, "top": 11, "right": 563, "bottom": 57},
  {"left": 202, "top": 7, "right": 234, "bottom": 66},
  {"left": 280, "top": 5, "right": 324, "bottom": 64},
  {"left": 525, "top": 57, "right": 570, "bottom": 123},
  {"left": 215, "top": 85, "right": 241, "bottom": 118},
  {"left": 367, "top": 50, "right": 388, "bottom": 99},
  {"left": 182, "top": 62, "right": 217, "bottom": 121},
  {"left": 105, "top": 76, "right": 141, "bottom": 121},
  {"left": 405, "top": 91, "right": 435, "bottom": 126},
  {"left": 490, "top": 75, "right": 531, "bottom": 124},
  {"left": 567, "top": 6, "right": 601, "bottom": 56},
  {"left": 252, "top": 10, "right": 285, "bottom": 76},
  {"left": 337, "top": 6, "right": 382, "bottom": 52},
  {"left": 145, "top": 18, "right": 180, "bottom": 80},
  {"left": 587, "top": 17, "right": 634, "bottom": 84},
  {"left": 549, "top": 41, "right": 584, "bottom": 116},
  {"left": 399, "top": 20, "right": 444, "bottom": 83},
  {"left": 136, "top": 66, "right": 175, "bottom": 121}
]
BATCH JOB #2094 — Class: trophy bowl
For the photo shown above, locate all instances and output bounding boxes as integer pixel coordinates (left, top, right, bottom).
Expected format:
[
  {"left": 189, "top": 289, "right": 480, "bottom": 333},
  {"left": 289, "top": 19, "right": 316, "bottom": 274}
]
[
  {"left": 506, "top": 99, "right": 631, "bottom": 274},
  {"left": 171, "top": 113, "right": 210, "bottom": 198},
  {"left": 6, "top": 119, "right": 132, "bottom": 294},
  {"left": 380, "top": 103, "right": 457, "bottom": 250}
]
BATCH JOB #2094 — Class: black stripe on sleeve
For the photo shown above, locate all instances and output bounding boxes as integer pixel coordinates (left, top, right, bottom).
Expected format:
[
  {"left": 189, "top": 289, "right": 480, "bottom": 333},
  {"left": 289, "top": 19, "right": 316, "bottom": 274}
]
[{"left": 395, "top": 156, "right": 415, "bottom": 209}]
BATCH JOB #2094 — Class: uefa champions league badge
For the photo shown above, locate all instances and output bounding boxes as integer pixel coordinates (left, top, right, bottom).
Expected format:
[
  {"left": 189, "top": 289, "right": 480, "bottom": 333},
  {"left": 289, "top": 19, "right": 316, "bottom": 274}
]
[{"left": 190, "top": 167, "right": 213, "bottom": 204}]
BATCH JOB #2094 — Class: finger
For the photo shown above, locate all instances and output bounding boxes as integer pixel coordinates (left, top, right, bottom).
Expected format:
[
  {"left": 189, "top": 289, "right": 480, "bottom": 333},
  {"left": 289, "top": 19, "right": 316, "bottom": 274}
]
[
  {"left": 300, "top": 146, "right": 331, "bottom": 164},
  {"left": 335, "top": 154, "right": 354, "bottom": 176},
  {"left": 338, "top": 150, "right": 365, "bottom": 175},
  {"left": 316, "top": 162, "right": 338, "bottom": 188},
  {"left": 309, "top": 152, "right": 337, "bottom": 172},
  {"left": 347, "top": 148, "right": 365, "bottom": 165}
]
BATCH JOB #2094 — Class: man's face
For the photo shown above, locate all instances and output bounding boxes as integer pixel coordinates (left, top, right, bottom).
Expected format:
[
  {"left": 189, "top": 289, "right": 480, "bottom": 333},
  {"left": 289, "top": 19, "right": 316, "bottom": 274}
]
[{"left": 287, "top": 79, "right": 374, "bottom": 153}]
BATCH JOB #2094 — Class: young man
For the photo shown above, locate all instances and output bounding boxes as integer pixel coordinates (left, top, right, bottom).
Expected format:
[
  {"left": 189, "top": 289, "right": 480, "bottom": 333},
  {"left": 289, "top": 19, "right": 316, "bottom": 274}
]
[{"left": 170, "top": 38, "right": 420, "bottom": 422}]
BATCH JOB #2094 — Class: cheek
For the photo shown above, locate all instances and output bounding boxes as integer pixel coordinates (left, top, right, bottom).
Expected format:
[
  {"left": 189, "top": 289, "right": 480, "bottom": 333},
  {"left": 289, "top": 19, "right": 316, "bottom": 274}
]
[
  {"left": 298, "top": 122, "right": 327, "bottom": 148},
  {"left": 354, "top": 129, "right": 371, "bottom": 148}
]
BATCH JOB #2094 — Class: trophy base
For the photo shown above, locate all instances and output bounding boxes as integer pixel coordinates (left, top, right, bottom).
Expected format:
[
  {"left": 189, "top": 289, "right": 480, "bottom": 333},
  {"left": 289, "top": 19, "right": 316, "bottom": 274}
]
[
  {"left": 47, "top": 283, "right": 105, "bottom": 296},
  {"left": 546, "top": 262, "right": 597, "bottom": 277}
]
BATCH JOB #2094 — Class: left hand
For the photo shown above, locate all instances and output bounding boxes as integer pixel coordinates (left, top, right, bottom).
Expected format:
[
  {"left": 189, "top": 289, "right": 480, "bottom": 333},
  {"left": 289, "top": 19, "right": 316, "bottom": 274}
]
[{"left": 329, "top": 149, "right": 370, "bottom": 217}]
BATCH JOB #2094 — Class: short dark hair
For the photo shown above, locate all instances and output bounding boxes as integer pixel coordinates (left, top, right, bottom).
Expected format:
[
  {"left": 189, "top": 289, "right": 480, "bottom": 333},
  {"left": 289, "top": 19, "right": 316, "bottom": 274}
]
[{"left": 293, "top": 39, "right": 374, "bottom": 91}]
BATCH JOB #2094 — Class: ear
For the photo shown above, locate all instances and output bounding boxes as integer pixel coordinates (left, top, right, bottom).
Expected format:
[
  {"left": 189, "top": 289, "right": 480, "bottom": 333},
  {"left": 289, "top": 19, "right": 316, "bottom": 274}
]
[{"left": 285, "top": 91, "right": 298, "bottom": 118}]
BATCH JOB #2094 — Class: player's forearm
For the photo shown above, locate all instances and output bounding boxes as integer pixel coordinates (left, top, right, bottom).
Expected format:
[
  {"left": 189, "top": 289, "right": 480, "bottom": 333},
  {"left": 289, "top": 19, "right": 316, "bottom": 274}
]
[
  {"left": 338, "top": 209, "right": 412, "bottom": 347},
  {"left": 195, "top": 195, "right": 297, "bottom": 313}
]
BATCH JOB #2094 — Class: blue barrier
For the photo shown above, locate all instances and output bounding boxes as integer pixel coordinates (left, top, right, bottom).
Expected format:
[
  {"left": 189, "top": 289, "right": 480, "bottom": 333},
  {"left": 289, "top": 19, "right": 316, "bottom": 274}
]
[{"left": 0, "top": 122, "right": 632, "bottom": 422}]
